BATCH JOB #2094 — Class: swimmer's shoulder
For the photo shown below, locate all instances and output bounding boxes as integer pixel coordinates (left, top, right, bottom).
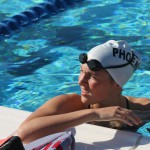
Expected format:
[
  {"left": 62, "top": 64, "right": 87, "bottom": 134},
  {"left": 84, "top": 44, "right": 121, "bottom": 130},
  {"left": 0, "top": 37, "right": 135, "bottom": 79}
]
[
  {"left": 125, "top": 95, "right": 150, "bottom": 110},
  {"left": 25, "top": 94, "right": 84, "bottom": 121},
  {"left": 47, "top": 93, "right": 84, "bottom": 110}
]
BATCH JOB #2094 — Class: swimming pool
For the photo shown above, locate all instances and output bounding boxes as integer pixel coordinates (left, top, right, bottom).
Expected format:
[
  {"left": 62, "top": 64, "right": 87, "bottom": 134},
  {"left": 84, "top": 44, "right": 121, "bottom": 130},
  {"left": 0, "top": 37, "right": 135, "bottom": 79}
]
[{"left": 0, "top": 0, "right": 150, "bottom": 136}]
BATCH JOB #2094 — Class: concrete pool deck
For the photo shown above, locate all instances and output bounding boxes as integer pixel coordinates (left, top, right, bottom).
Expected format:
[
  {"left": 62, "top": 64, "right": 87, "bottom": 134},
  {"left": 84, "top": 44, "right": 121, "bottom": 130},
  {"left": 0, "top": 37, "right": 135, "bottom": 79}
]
[{"left": 0, "top": 106, "right": 150, "bottom": 149}]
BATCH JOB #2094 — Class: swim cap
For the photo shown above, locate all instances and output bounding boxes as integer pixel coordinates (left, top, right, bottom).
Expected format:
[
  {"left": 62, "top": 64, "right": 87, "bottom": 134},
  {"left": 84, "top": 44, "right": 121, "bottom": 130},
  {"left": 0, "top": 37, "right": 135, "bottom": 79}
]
[{"left": 87, "top": 40, "right": 141, "bottom": 87}]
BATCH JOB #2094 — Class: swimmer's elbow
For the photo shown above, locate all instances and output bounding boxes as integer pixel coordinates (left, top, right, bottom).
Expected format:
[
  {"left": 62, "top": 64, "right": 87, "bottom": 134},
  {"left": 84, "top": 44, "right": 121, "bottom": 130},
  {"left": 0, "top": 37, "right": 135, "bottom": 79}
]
[{"left": 16, "top": 122, "right": 33, "bottom": 144}]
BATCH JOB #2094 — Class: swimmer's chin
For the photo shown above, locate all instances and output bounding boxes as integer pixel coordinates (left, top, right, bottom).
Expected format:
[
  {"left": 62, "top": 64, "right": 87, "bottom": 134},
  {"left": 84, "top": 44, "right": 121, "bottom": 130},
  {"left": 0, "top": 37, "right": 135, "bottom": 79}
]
[{"left": 81, "top": 96, "right": 91, "bottom": 106}]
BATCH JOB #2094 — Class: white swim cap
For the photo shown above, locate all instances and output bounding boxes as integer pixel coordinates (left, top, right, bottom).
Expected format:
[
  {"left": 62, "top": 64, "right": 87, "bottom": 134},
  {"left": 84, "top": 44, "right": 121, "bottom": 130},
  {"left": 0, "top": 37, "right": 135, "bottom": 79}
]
[{"left": 87, "top": 40, "right": 141, "bottom": 87}]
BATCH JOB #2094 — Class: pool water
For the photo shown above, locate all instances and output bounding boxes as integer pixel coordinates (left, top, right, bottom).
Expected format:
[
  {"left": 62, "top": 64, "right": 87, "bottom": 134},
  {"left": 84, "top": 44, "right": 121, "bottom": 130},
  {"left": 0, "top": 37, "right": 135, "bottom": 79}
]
[{"left": 0, "top": 0, "right": 150, "bottom": 137}]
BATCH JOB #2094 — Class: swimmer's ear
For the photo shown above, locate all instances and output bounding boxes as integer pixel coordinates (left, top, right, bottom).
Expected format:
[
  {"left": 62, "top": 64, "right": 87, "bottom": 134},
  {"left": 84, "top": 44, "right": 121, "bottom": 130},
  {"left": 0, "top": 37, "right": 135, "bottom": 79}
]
[
  {"left": 115, "top": 84, "right": 121, "bottom": 89},
  {"left": 110, "top": 75, "right": 122, "bottom": 90},
  {"left": 116, "top": 84, "right": 122, "bottom": 92},
  {"left": 113, "top": 81, "right": 119, "bottom": 88},
  {"left": 112, "top": 80, "right": 118, "bottom": 87},
  {"left": 113, "top": 82, "right": 122, "bottom": 91}
]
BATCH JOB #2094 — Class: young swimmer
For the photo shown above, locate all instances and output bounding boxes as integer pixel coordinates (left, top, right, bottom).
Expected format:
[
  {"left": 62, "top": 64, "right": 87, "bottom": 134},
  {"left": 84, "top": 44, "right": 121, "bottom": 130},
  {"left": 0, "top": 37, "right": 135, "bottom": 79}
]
[{"left": 16, "top": 40, "right": 150, "bottom": 143}]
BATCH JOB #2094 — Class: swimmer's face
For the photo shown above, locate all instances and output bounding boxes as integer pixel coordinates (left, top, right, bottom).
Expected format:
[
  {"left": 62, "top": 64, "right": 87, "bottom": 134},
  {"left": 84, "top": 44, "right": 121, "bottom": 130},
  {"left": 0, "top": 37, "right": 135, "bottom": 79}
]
[{"left": 78, "top": 63, "right": 117, "bottom": 104}]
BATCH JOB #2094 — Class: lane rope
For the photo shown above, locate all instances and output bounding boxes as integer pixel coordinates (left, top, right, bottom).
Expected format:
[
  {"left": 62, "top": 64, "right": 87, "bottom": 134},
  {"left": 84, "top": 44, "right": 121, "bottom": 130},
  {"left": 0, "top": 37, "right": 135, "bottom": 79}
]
[{"left": 0, "top": 0, "right": 84, "bottom": 39}]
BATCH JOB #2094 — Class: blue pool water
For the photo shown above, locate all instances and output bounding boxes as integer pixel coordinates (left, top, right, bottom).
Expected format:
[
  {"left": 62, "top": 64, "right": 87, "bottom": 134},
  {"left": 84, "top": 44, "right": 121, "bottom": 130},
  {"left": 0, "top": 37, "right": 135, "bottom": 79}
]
[{"left": 0, "top": 0, "right": 150, "bottom": 137}]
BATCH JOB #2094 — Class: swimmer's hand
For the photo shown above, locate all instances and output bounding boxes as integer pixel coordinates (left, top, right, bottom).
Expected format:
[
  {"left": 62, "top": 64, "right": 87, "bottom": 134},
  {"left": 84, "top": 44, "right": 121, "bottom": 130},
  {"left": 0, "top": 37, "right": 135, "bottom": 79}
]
[{"left": 93, "top": 106, "right": 142, "bottom": 126}]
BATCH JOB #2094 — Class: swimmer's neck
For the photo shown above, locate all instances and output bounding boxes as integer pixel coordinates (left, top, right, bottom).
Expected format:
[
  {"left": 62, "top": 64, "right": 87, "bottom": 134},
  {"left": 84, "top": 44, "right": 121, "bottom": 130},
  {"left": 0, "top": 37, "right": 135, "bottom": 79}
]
[{"left": 100, "top": 95, "right": 127, "bottom": 108}]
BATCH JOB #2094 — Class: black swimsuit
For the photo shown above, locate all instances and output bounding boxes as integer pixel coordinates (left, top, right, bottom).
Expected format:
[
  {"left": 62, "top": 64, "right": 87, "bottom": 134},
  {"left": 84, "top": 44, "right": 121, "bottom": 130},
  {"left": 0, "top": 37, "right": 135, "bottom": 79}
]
[
  {"left": 124, "top": 97, "right": 141, "bottom": 132},
  {"left": 125, "top": 97, "right": 130, "bottom": 109}
]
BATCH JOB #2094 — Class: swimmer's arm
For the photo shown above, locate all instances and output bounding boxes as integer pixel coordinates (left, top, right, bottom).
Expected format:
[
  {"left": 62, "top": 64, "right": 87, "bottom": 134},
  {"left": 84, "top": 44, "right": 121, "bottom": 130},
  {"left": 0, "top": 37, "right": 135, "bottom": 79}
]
[
  {"left": 17, "top": 107, "right": 140, "bottom": 144},
  {"left": 16, "top": 94, "right": 87, "bottom": 143},
  {"left": 18, "top": 107, "right": 96, "bottom": 144},
  {"left": 23, "top": 94, "right": 85, "bottom": 122},
  {"left": 16, "top": 94, "right": 141, "bottom": 144}
]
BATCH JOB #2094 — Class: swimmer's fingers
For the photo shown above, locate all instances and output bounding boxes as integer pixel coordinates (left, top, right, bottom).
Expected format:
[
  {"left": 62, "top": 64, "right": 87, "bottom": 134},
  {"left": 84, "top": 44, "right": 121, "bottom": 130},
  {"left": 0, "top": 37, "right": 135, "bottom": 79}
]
[
  {"left": 115, "top": 114, "right": 133, "bottom": 126},
  {"left": 95, "top": 106, "right": 142, "bottom": 126},
  {"left": 117, "top": 108, "right": 142, "bottom": 126}
]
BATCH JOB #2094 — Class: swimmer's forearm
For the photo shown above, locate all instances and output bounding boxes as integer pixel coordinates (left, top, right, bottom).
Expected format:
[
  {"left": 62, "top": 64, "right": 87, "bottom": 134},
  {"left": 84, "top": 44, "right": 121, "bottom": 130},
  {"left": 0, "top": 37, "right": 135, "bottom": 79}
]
[
  {"left": 17, "top": 109, "right": 96, "bottom": 143},
  {"left": 16, "top": 106, "right": 141, "bottom": 143}
]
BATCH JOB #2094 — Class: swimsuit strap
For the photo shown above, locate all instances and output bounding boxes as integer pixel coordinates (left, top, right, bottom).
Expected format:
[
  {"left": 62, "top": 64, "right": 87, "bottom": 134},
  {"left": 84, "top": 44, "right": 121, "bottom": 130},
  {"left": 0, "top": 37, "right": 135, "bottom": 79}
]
[{"left": 125, "top": 97, "right": 130, "bottom": 109}]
